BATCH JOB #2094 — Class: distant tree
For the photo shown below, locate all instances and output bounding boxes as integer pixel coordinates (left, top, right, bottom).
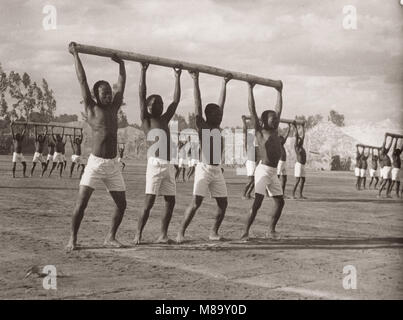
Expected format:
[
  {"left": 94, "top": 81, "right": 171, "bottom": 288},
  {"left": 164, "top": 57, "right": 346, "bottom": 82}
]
[{"left": 328, "top": 110, "right": 345, "bottom": 127}]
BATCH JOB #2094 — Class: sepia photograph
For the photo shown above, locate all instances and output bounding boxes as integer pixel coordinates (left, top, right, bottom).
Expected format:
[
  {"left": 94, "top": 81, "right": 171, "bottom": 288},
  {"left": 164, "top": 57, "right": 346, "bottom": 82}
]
[{"left": 0, "top": 0, "right": 402, "bottom": 306}]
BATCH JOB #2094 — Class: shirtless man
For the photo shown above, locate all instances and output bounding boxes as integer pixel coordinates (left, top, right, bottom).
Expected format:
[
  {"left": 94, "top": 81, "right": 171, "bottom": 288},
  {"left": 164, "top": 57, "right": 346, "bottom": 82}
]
[
  {"left": 378, "top": 135, "right": 393, "bottom": 198},
  {"left": 360, "top": 147, "right": 370, "bottom": 189},
  {"left": 69, "top": 129, "right": 84, "bottom": 178},
  {"left": 176, "top": 71, "right": 231, "bottom": 244},
  {"left": 292, "top": 121, "right": 307, "bottom": 199},
  {"left": 390, "top": 138, "right": 402, "bottom": 198},
  {"left": 241, "top": 81, "right": 284, "bottom": 240},
  {"left": 11, "top": 122, "right": 27, "bottom": 178},
  {"left": 277, "top": 124, "right": 291, "bottom": 196},
  {"left": 134, "top": 62, "right": 181, "bottom": 244},
  {"left": 48, "top": 127, "right": 67, "bottom": 178},
  {"left": 66, "top": 42, "right": 127, "bottom": 251},
  {"left": 42, "top": 136, "right": 55, "bottom": 177},
  {"left": 117, "top": 143, "right": 126, "bottom": 171},
  {"left": 186, "top": 139, "right": 199, "bottom": 181},
  {"left": 30, "top": 125, "right": 48, "bottom": 177},
  {"left": 368, "top": 148, "right": 380, "bottom": 190},
  {"left": 354, "top": 145, "right": 363, "bottom": 190},
  {"left": 242, "top": 115, "right": 259, "bottom": 200}
]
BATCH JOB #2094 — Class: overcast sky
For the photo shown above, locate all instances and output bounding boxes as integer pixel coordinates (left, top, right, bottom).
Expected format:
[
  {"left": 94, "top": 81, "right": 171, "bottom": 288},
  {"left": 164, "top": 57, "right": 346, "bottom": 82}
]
[{"left": 0, "top": 0, "right": 402, "bottom": 127}]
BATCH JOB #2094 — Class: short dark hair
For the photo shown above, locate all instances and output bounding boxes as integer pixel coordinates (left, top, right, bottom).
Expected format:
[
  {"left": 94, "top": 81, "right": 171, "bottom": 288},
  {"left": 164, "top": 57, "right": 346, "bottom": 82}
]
[
  {"left": 205, "top": 103, "right": 220, "bottom": 115},
  {"left": 145, "top": 94, "right": 163, "bottom": 107},
  {"left": 93, "top": 80, "right": 110, "bottom": 101},
  {"left": 261, "top": 110, "right": 276, "bottom": 124}
]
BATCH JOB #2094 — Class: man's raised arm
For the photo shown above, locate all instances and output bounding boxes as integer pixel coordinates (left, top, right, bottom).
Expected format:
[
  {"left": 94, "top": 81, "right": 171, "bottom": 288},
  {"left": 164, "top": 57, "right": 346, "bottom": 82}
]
[
  {"left": 69, "top": 42, "right": 95, "bottom": 110},
  {"left": 300, "top": 123, "right": 306, "bottom": 144},
  {"left": 112, "top": 54, "right": 126, "bottom": 108},
  {"left": 218, "top": 74, "right": 232, "bottom": 114},
  {"left": 189, "top": 71, "right": 203, "bottom": 127},
  {"left": 163, "top": 67, "right": 182, "bottom": 122},
  {"left": 274, "top": 82, "right": 283, "bottom": 118},
  {"left": 139, "top": 62, "right": 149, "bottom": 122},
  {"left": 248, "top": 82, "right": 261, "bottom": 132},
  {"left": 21, "top": 124, "right": 27, "bottom": 139},
  {"left": 385, "top": 136, "right": 394, "bottom": 153},
  {"left": 293, "top": 122, "right": 299, "bottom": 149},
  {"left": 10, "top": 122, "right": 15, "bottom": 139}
]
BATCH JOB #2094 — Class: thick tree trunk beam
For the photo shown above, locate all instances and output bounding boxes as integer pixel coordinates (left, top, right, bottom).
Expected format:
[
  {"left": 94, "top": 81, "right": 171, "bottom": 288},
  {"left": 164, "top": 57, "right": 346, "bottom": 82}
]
[
  {"left": 71, "top": 42, "right": 282, "bottom": 89},
  {"left": 242, "top": 115, "right": 305, "bottom": 125},
  {"left": 13, "top": 121, "right": 82, "bottom": 130}
]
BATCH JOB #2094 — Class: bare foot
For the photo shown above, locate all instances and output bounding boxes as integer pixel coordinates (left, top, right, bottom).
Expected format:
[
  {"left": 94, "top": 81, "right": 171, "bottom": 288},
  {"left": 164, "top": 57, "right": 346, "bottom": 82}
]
[
  {"left": 299, "top": 195, "right": 307, "bottom": 200},
  {"left": 376, "top": 195, "right": 382, "bottom": 199},
  {"left": 176, "top": 233, "right": 185, "bottom": 244},
  {"left": 386, "top": 194, "right": 392, "bottom": 199},
  {"left": 156, "top": 236, "right": 174, "bottom": 244},
  {"left": 209, "top": 233, "right": 223, "bottom": 241},
  {"left": 240, "top": 233, "right": 250, "bottom": 242},
  {"left": 103, "top": 238, "right": 124, "bottom": 248},
  {"left": 66, "top": 237, "right": 77, "bottom": 252},
  {"left": 133, "top": 234, "right": 142, "bottom": 245},
  {"left": 265, "top": 231, "right": 281, "bottom": 240}
]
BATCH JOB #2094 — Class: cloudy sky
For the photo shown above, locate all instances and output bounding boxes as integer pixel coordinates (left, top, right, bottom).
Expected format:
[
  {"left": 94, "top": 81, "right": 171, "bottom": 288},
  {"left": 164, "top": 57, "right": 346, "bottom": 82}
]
[{"left": 0, "top": 0, "right": 402, "bottom": 127}]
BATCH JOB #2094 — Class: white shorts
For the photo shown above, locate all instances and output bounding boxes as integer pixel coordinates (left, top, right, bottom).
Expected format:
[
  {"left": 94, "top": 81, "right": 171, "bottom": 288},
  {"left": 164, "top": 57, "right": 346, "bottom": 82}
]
[
  {"left": 392, "top": 168, "right": 400, "bottom": 181},
  {"left": 117, "top": 157, "right": 122, "bottom": 163},
  {"left": 178, "top": 158, "right": 186, "bottom": 168},
  {"left": 381, "top": 166, "right": 392, "bottom": 180},
  {"left": 245, "top": 159, "right": 256, "bottom": 177},
  {"left": 32, "top": 152, "right": 45, "bottom": 163},
  {"left": 359, "top": 168, "right": 367, "bottom": 178},
  {"left": 295, "top": 162, "right": 306, "bottom": 178},
  {"left": 145, "top": 157, "right": 176, "bottom": 196},
  {"left": 53, "top": 152, "right": 64, "bottom": 163},
  {"left": 80, "top": 154, "right": 126, "bottom": 192},
  {"left": 193, "top": 162, "right": 227, "bottom": 198},
  {"left": 277, "top": 160, "right": 287, "bottom": 176},
  {"left": 254, "top": 163, "right": 283, "bottom": 197},
  {"left": 46, "top": 154, "right": 53, "bottom": 162},
  {"left": 369, "top": 169, "right": 378, "bottom": 178},
  {"left": 71, "top": 155, "right": 81, "bottom": 164},
  {"left": 354, "top": 167, "right": 360, "bottom": 177},
  {"left": 12, "top": 152, "right": 26, "bottom": 163}
]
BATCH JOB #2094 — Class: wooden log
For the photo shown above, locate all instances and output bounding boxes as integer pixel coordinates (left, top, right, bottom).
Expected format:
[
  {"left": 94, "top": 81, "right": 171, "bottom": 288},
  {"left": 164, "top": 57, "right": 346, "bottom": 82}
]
[
  {"left": 356, "top": 144, "right": 380, "bottom": 149},
  {"left": 71, "top": 43, "right": 283, "bottom": 89},
  {"left": 13, "top": 121, "right": 82, "bottom": 130},
  {"left": 242, "top": 115, "right": 305, "bottom": 125},
  {"left": 385, "top": 132, "right": 403, "bottom": 139}
]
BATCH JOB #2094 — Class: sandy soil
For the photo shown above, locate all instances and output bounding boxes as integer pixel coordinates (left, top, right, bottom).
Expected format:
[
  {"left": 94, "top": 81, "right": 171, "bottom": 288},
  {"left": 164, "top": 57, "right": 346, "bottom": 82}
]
[{"left": 0, "top": 155, "right": 402, "bottom": 300}]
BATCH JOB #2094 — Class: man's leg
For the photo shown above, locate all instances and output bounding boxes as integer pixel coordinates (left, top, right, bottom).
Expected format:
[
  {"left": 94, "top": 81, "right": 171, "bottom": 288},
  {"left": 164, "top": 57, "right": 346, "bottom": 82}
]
[
  {"left": 22, "top": 161, "right": 27, "bottom": 177},
  {"left": 79, "top": 165, "right": 85, "bottom": 179},
  {"left": 241, "top": 193, "right": 264, "bottom": 241},
  {"left": 246, "top": 177, "right": 255, "bottom": 198},
  {"left": 48, "top": 162, "right": 57, "bottom": 177},
  {"left": 12, "top": 162, "right": 16, "bottom": 178},
  {"left": 292, "top": 178, "right": 301, "bottom": 198},
  {"left": 369, "top": 177, "right": 374, "bottom": 189},
  {"left": 104, "top": 191, "right": 127, "bottom": 247},
  {"left": 362, "top": 176, "right": 367, "bottom": 189},
  {"left": 174, "top": 165, "right": 180, "bottom": 181},
  {"left": 187, "top": 167, "right": 195, "bottom": 180},
  {"left": 134, "top": 194, "right": 156, "bottom": 244},
  {"left": 374, "top": 177, "right": 379, "bottom": 189},
  {"left": 121, "top": 161, "right": 126, "bottom": 171},
  {"left": 299, "top": 177, "right": 306, "bottom": 199},
  {"left": 243, "top": 177, "right": 254, "bottom": 198},
  {"left": 386, "top": 179, "right": 393, "bottom": 197},
  {"left": 355, "top": 176, "right": 361, "bottom": 190},
  {"left": 267, "top": 195, "right": 285, "bottom": 238},
  {"left": 182, "top": 167, "right": 186, "bottom": 182},
  {"left": 58, "top": 162, "right": 63, "bottom": 178},
  {"left": 70, "top": 162, "right": 76, "bottom": 178},
  {"left": 210, "top": 197, "right": 228, "bottom": 240},
  {"left": 66, "top": 186, "right": 94, "bottom": 251},
  {"left": 64, "top": 160, "right": 67, "bottom": 170},
  {"left": 378, "top": 179, "right": 388, "bottom": 197},
  {"left": 280, "top": 175, "right": 287, "bottom": 195},
  {"left": 176, "top": 195, "right": 203, "bottom": 243},
  {"left": 157, "top": 195, "right": 175, "bottom": 243},
  {"left": 396, "top": 181, "right": 401, "bottom": 198},
  {"left": 30, "top": 162, "right": 37, "bottom": 177}
]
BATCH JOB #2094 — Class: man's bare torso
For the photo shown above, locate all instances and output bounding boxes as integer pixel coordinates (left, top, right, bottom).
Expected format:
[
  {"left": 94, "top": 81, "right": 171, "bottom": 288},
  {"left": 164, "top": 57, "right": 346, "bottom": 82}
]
[{"left": 256, "top": 129, "right": 281, "bottom": 168}]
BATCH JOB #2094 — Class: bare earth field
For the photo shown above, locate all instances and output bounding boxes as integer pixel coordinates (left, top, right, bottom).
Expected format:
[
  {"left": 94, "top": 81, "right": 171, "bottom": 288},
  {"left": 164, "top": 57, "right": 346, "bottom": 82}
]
[{"left": 0, "top": 155, "right": 402, "bottom": 300}]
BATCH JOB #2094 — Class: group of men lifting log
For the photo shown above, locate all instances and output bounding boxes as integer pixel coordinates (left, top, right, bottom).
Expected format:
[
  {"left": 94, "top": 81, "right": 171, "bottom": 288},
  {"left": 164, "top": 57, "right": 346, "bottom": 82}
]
[
  {"left": 354, "top": 134, "right": 402, "bottom": 198},
  {"left": 11, "top": 122, "right": 127, "bottom": 179}
]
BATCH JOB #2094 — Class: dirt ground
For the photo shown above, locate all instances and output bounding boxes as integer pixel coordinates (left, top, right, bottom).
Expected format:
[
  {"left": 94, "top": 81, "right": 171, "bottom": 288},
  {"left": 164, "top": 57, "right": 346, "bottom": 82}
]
[{"left": 0, "top": 155, "right": 402, "bottom": 300}]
